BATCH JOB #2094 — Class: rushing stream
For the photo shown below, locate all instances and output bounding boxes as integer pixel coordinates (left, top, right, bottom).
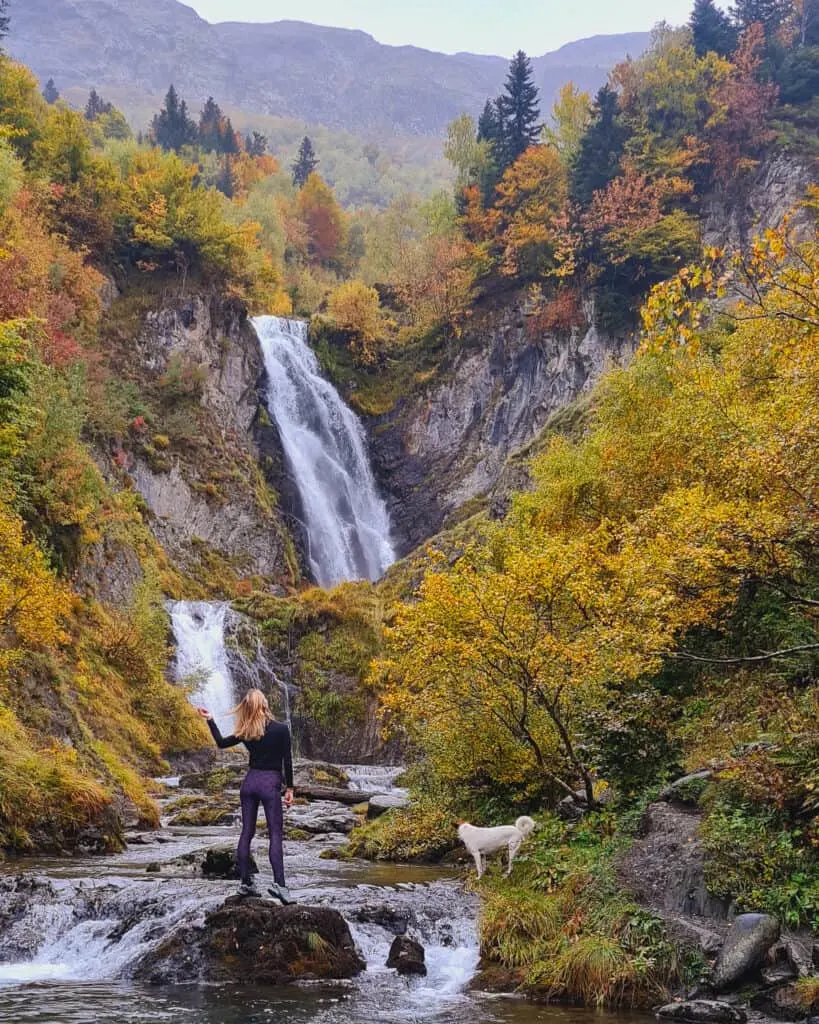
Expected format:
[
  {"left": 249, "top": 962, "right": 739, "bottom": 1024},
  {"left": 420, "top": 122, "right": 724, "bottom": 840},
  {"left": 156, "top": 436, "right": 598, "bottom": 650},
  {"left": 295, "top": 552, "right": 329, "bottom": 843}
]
[{"left": 0, "top": 320, "right": 650, "bottom": 1024}]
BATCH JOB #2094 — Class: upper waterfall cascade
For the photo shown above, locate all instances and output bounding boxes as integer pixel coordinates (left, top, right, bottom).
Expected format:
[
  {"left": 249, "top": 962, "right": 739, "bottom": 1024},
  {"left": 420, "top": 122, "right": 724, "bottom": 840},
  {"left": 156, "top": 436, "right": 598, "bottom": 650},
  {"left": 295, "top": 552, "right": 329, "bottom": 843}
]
[{"left": 253, "top": 315, "right": 395, "bottom": 587}]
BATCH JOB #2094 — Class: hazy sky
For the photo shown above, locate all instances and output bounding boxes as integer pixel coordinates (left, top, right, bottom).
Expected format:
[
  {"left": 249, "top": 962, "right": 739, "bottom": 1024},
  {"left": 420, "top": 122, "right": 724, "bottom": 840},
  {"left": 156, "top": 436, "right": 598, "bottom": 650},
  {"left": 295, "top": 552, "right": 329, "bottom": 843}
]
[{"left": 186, "top": 0, "right": 707, "bottom": 56}]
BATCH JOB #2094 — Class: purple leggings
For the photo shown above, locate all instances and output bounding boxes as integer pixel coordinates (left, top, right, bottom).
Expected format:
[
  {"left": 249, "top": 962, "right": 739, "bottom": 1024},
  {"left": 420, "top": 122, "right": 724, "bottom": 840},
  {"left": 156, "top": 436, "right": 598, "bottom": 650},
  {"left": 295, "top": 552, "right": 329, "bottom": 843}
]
[{"left": 237, "top": 768, "right": 285, "bottom": 886}]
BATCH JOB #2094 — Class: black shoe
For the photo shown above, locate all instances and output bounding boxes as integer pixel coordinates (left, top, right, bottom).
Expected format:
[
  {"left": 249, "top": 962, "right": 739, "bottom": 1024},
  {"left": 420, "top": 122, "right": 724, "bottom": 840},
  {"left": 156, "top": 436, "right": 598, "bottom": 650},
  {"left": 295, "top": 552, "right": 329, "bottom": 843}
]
[{"left": 238, "top": 881, "right": 261, "bottom": 898}]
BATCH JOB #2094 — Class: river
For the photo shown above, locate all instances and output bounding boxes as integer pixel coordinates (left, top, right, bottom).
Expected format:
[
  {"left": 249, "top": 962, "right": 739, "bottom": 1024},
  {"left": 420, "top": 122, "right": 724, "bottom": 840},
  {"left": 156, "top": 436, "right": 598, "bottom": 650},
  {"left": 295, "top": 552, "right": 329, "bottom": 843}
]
[{"left": 0, "top": 807, "right": 651, "bottom": 1024}]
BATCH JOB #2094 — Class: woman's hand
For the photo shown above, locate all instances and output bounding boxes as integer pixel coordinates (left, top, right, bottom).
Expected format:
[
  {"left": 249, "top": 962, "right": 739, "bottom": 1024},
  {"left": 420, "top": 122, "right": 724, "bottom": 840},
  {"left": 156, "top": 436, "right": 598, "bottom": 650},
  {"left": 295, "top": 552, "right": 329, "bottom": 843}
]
[
  {"left": 284, "top": 788, "right": 294, "bottom": 808},
  {"left": 196, "top": 707, "right": 213, "bottom": 720}
]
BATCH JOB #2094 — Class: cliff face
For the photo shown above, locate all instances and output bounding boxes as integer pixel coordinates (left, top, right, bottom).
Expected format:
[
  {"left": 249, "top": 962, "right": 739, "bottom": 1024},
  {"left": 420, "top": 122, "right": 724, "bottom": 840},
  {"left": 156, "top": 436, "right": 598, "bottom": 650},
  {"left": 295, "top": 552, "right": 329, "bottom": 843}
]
[
  {"left": 366, "top": 153, "right": 816, "bottom": 557},
  {"left": 369, "top": 300, "right": 633, "bottom": 555},
  {"left": 96, "top": 290, "right": 300, "bottom": 596}
]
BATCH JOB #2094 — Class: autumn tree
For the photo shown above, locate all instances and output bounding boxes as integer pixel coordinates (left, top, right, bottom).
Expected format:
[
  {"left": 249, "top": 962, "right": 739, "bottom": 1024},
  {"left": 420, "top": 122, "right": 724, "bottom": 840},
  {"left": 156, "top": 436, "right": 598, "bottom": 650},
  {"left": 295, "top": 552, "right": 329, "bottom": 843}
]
[
  {"left": 296, "top": 171, "right": 345, "bottom": 265},
  {"left": 496, "top": 50, "right": 541, "bottom": 168},
  {"left": 292, "top": 136, "right": 318, "bottom": 188},
  {"left": 492, "top": 144, "right": 569, "bottom": 278},
  {"left": 444, "top": 112, "right": 491, "bottom": 189},
  {"left": 542, "top": 82, "right": 592, "bottom": 168},
  {"left": 691, "top": 0, "right": 739, "bottom": 56},
  {"left": 43, "top": 79, "right": 60, "bottom": 105},
  {"left": 327, "top": 280, "right": 383, "bottom": 364},
  {"left": 151, "top": 85, "right": 197, "bottom": 153}
]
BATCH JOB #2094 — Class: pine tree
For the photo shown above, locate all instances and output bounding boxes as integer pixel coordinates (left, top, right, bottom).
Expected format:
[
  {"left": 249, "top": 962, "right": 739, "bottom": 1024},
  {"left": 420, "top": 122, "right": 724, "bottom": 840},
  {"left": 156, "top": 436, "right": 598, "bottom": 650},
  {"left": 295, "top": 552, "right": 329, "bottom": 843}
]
[
  {"left": 221, "top": 116, "right": 239, "bottom": 155},
  {"left": 85, "top": 89, "right": 112, "bottom": 121},
  {"left": 570, "top": 84, "right": 630, "bottom": 206},
  {"left": 151, "top": 85, "right": 197, "bottom": 153},
  {"left": 245, "top": 131, "right": 268, "bottom": 157},
  {"left": 0, "top": 0, "right": 9, "bottom": 41},
  {"left": 43, "top": 79, "right": 60, "bottom": 105},
  {"left": 691, "top": 0, "right": 739, "bottom": 56},
  {"left": 475, "top": 98, "right": 504, "bottom": 202},
  {"left": 292, "top": 136, "right": 318, "bottom": 187},
  {"left": 730, "top": 0, "right": 793, "bottom": 34},
  {"left": 198, "top": 96, "right": 223, "bottom": 152},
  {"left": 496, "top": 50, "right": 541, "bottom": 167}
]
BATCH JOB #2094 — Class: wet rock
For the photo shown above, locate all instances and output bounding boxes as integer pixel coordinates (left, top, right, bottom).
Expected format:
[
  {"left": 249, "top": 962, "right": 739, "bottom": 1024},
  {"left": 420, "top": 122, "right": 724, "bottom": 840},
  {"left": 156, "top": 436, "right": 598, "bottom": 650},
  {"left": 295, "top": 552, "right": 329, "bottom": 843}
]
[
  {"left": 297, "top": 784, "right": 376, "bottom": 805},
  {"left": 293, "top": 761, "right": 350, "bottom": 788},
  {"left": 367, "top": 793, "right": 410, "bottom": 818},
  {"left": 751, "top": 982, "right": 819, "bottom": 1020},
  {"left": 0, "top": 876, "right": 58, "bottom": 960},
  {"left": 712, "top": 914, "right": 780, "bottom": 991},
  {"left": 200, "top": 845, "right": 258, "bottom": 880},
  {"left": 760, "top": 962, "right": 799, "bottom": 986},
  {"left": 285, "top": 800, "right": 356, "bottom": 835},
  {"left": 386, "top": 935, "right": 427, "bottom": 976},
  {"left": 657, "top": 1000, "right": 747, "bottom": 1024},
  {"left": 780, "top": 932, "right": 816, "bottom": 978},
  {"left": 617, "top": 803, "right": 729, "bottom": 921},
  {"left": 354, "top": 904, "right": 410, "bottom": 935},
  {"left": 134, "top": 897, "right": 365, "bottom": 985}
]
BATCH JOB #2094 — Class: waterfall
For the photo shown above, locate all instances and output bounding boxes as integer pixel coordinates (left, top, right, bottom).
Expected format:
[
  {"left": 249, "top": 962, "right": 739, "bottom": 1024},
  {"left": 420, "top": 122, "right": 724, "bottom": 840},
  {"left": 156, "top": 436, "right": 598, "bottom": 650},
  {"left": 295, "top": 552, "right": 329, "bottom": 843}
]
[
  {"left": 253, "top": 315, "right": 395, "bottom": 588},
  {"left": 168, "top": 601, "right": 236, "bottom": 731}
]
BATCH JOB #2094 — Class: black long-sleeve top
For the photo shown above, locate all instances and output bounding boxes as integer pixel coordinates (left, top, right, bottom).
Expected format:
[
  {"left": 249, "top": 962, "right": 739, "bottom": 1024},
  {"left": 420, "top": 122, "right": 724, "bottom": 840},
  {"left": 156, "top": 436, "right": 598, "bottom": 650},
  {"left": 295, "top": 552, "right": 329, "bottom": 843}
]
[{"left": 207, "top": 718, "right": 294, "bottom": 788}]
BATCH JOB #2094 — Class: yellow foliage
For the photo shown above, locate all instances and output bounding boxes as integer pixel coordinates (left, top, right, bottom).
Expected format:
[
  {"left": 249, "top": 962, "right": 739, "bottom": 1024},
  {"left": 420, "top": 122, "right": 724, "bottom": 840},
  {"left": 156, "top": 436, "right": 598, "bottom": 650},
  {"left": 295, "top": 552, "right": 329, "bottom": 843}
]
[
  {"left": 0, "top": 503, "right": 69, "bottom": 675},
  {"left": 327, "top": 279, "right": 383, "bottom": 364}
]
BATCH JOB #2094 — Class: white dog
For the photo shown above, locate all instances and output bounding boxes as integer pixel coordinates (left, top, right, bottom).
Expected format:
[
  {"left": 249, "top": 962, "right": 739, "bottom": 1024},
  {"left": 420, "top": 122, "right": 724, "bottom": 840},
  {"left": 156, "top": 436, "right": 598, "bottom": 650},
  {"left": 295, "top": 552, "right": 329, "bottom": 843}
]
[{"left": 457, "top": 816, "right": 536, "bottom": 878}]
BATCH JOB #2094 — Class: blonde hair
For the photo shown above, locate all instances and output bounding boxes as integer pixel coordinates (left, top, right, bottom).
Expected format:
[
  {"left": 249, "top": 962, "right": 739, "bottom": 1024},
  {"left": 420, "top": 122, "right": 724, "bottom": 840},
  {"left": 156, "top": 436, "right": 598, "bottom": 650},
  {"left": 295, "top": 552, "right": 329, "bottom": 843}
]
[{"left": 232, "top": 689, "right": 273, "bottom": 741}]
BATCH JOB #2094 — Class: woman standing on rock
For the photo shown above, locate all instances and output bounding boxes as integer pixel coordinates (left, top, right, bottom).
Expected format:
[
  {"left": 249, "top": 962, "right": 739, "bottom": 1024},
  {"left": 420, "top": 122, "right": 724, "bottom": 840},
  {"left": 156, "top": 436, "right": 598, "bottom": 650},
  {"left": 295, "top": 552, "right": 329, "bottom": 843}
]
[{"left": 198, "top": 689, "right": 295, "bottom": 904}]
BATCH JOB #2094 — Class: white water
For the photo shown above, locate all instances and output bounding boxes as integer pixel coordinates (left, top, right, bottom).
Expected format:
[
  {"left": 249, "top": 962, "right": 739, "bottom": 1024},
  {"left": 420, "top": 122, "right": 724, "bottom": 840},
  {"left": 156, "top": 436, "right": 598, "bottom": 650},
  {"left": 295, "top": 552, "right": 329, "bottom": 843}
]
[
  {"left": 168, "top": 601, "right": 236, "bottom": 731},
  {"left": 253, "top": 315, "right": 395, "bottom": 587}
]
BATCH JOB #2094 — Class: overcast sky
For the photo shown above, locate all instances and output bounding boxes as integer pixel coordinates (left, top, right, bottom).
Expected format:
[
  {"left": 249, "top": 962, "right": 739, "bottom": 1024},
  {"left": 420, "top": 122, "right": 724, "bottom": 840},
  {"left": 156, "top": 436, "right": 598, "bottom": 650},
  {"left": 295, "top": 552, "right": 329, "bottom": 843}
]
[{"left": 186, "top": 0, "right": 712, "bottom": 56}]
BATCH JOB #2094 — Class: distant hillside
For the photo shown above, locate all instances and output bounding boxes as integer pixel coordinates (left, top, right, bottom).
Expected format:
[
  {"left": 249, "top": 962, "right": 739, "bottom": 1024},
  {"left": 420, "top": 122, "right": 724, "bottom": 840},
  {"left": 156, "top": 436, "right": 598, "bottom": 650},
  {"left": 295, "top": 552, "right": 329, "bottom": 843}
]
[{"left": 6, "top": 0, "right": 649, "bottom": 139}]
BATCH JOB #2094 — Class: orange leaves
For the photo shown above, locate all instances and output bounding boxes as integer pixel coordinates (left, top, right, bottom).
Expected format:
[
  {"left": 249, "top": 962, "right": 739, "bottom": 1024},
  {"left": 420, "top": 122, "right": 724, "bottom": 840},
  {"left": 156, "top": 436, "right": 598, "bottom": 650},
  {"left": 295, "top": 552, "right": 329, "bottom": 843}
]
[
  {"left": 0, "top": 195, "right": 102, "bottom": 366},
  {"left": 492, "top": 145, "right": 568, "bottom": 278},
  {"left": 296, "top": 171, "right": 346, "bottom": 267}
]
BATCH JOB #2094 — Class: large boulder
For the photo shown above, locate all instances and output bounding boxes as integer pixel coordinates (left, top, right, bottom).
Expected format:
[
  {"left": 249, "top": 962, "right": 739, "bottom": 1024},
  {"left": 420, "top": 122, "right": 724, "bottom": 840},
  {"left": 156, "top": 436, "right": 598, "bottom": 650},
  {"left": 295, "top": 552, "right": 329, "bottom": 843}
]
[
  {"left": 367, "top": 793, "right": 410, "bottom": 819},
  {"left": 712, "top": 913, "right": 780, "bottom": 990},
  {"left": 285, "top": 800, "right": 356, "bottom": 835},
  {"left": 134, "top": 897, "right": 365, "bottom": 985},
  {"left": 657, "top": 1000, "right": 747, "bottom": 1024},
  {"left": 386, "top": 935, "right": 427, "bottom": 976}
]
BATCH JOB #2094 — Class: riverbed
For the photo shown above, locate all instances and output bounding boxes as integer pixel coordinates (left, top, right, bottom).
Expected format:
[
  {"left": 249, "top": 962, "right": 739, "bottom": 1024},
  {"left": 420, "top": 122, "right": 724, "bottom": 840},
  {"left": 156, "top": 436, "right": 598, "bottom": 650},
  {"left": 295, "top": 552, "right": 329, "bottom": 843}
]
[{"left": 0, "top": 771, "right": 653, "bottom": 1024}]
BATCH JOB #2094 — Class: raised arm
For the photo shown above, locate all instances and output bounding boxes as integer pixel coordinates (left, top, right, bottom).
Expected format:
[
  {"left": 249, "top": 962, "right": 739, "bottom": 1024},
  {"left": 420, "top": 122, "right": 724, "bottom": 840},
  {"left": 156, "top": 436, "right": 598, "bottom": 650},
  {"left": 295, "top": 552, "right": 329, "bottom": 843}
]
[{"left": 205, "top": 716, "right": 241, "bottom": 749}]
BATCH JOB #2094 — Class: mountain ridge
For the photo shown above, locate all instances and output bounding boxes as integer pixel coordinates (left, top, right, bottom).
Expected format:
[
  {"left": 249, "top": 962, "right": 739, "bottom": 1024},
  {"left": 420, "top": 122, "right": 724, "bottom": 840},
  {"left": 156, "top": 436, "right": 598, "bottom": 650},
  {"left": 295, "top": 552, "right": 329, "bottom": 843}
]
[{"left": 6, "top": 0, "right": 650, "bottom": 138}]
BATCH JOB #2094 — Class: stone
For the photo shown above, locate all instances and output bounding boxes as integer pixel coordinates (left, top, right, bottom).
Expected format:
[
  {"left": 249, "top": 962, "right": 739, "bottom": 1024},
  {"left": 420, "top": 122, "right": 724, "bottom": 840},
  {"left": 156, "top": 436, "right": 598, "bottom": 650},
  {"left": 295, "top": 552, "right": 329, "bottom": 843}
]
[
  {"left": 354, "top": 904, "right": 410, "bottom": 936},
  {"left": 200, "top": 845, "right": 258, "bottom": 880},
  {"left": 712, "top": 914, "right": 780, "bottom": 991},
  {"left": 285, "top": 801, "right": 356, "bottom": 835},
  {"left": 367, "top": 793, "right": 410, "bottom": 818},
  {"left": 751, "top": 982, "right": 819, "bottom": 1021},
  {"left": 657, "top": 1001, "right": 747, "bottom": 1024},
  {"left": 760, "top": 962, "right": 798, "bottom": 986},
  {"left": 134, "top": 897, "right": 365, "bottom": 985},
  {"left": 386, "top": 935, "right": 427, "bottom": 977}
]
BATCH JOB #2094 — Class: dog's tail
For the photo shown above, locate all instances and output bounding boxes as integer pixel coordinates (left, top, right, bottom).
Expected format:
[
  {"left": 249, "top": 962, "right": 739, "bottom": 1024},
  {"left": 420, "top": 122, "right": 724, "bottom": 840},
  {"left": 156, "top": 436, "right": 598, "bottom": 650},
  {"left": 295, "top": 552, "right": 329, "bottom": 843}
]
[{"left": 515, "top": 815, "right": 536, "bottom": 836}]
